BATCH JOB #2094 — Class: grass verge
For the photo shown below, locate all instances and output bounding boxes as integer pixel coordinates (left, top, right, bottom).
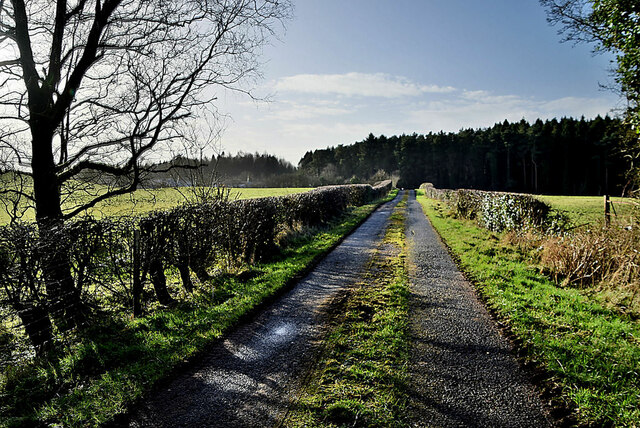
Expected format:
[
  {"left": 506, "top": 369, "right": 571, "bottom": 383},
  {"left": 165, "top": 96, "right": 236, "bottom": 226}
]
[
  {"left": 417, "top": 191, "right": 640, "bottom": 426},
  {"left": 284, "top": 193, "right": 409, "bottom": 428},
  {"left": 0, "top": 191, "right": 396, "bottom": 428}
]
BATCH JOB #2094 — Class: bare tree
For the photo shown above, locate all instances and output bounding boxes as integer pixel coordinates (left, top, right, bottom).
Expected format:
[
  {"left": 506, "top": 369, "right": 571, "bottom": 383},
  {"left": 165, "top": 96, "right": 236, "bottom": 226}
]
[
  {"left": 0, "top": 0, "right": 291, "bottom": 331},
  {"left": 170, "top": 123, "right": 234, "bottom": 204}
]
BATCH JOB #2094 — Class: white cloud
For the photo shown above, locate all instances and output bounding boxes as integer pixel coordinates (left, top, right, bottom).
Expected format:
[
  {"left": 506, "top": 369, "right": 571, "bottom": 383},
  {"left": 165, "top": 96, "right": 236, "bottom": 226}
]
[
  {"left": 274, "top": 72, "right": 456, "bottom": 98},
  {"left": 539, "top": 96, "right": 618, "bottom": 117},
  {"left": 460, "top": 90, "right": 523, "bottom": 105},
  {"left": 407, "top": 92, "right": 618, "bottom": 132},
  {"left": 264, "top": 101, "right": 353, "bottom": 121}
]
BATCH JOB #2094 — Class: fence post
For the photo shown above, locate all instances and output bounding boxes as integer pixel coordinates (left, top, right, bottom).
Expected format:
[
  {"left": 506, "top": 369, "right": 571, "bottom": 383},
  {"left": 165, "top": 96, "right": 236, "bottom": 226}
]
[
  {"left": 604, "top": 194, "right": 611, "bottom": 228},
  {"left": 133, "top": 228, "right": 142, "bottom": 317}
]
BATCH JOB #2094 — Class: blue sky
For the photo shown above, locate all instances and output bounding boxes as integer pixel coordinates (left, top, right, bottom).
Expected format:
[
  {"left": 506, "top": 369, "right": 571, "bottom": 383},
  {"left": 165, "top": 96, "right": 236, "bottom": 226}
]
[{"left": 218, "top": 0, "right": 620, "bottom": 164}]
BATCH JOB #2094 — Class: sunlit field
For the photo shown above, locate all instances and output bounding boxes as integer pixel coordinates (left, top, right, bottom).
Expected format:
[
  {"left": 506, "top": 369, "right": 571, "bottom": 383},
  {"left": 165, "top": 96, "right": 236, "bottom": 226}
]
[
  {"left": 536, "top": 194, "right": 637, "bottom": 226},
  {"left": 89, "top": 187, "right": 313, "bottom": 218},
  {"left": 0, "top": 187, "right": 312, "bottom": 224}
]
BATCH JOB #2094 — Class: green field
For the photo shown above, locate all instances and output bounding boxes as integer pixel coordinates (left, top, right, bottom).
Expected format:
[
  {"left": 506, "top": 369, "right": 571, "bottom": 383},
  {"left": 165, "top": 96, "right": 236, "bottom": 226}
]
[
  {"left": 89, "top": 187, "right": 312, "bottom": 218},
  {"left": 536, "top": 194, "right": 638, "bottom": 226},
  {"left": 0, "top": 187, "right": 312, "bottom": 224}
]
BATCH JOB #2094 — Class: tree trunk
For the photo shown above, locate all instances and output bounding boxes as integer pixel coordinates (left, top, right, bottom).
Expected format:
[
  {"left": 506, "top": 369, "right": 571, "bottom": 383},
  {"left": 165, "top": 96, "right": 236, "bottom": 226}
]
[
  {"left": 532, "top": 151, "right": 538, "bottom": 193},
  {"left": 149, "top": 259, "right": 175, "bottom": 305},
  {"left": 39, "top": 228, "right": 88, "bottom": 330},
  {"left": 177, "top": 261, "right": 194, "bottom": 293},
  {"left": 192, "top": 261, "right": 210, "bottom": 283},
  {"left": 32, "top": 122, "right": 88, "bottom": 331},
  {"left": 15, "top": 301, "right": 54, "bottom": 353},
  {"left": 506, "top": 143, "right": 512, "bottom": 189}
]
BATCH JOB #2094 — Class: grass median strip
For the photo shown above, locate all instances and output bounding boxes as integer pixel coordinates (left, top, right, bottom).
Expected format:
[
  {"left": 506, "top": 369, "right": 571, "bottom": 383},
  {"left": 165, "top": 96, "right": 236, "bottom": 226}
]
[
  {"left": 284, "top": 194, "right": 409, "bottom": 428},
  {"left": 1, "top": 192, "right": 396, "bottom": 428},
  {"left": 417, "top": 192, "right": 640, "bottom": 427}
]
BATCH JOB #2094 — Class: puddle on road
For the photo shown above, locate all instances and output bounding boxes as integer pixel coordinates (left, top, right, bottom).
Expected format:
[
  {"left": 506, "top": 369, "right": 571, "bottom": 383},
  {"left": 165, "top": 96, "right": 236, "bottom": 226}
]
[
  {"left": 224, "top": 321, "right": 299, "bottom": 363},
  {"left": 272, "top": 323, "right": 293, "bottom": 338}
]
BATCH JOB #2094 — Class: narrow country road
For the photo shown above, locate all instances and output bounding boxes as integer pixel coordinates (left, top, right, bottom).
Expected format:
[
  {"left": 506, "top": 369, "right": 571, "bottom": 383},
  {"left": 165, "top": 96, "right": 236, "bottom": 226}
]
[
  {"left": 125, "top": 190, "right": 555, "bottom": 427},
  {"left": 405, "top": 190, "right": 553, "bottom": 427},
  {"left": 125, "top": 194, "right": 402, "bottom": 427}
]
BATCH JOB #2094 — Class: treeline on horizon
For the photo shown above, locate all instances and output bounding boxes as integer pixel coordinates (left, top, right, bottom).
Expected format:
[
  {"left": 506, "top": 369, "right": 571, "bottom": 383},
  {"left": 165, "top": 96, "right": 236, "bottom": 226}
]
[
  {"left": 148, "top": 116, "right": 632, "bottom": 195},
  {"left": 149, "top": 151, "right": 298, "bottom": 188},
  {"left": 298, "top": 116, "right": 634, "bottom": 195}
]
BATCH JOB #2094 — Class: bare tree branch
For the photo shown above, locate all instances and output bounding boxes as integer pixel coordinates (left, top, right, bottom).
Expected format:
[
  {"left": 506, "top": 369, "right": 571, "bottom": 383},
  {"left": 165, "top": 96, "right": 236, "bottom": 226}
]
[{"left": 0, "top": 0, "right": 291, "bottom": 220}]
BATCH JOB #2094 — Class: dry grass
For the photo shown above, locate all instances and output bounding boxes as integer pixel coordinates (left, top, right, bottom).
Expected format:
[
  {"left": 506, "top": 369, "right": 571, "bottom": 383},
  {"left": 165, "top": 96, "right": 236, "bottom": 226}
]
[
  {"left": 539, "top": 224, "right": 640, "bottom": 315},
  {"left": 500, "top": 230, "right": 544, "bottom": 254},
  {"left": 496, "top": 223, "right": 640, "bottom": 316}
]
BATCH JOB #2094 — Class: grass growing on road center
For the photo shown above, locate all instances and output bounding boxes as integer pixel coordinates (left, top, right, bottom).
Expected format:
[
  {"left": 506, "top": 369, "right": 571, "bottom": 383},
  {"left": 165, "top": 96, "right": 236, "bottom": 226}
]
[
  {"left": 285, "top": 194, "right": 410, "bottom": 428},
  {"left": 417, "top": 192, "right": 640, "bottom": 426}
]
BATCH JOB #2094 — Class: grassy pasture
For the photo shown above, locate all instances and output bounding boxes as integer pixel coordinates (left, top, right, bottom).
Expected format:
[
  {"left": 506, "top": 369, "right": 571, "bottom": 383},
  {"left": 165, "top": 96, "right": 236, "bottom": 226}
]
[
  {"left": 87, "top": 187, "right": 312, "bottom": 218},
  {"left": 0, "top": 186, "right": 312, "bottom": 224},
  {"left": 536, "top": 194, "right": 637, "bottom": 226}
]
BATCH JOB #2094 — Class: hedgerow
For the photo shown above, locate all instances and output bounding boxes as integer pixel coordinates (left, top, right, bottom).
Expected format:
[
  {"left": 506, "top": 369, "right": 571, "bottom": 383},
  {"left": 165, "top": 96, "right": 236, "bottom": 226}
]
[
  {"left": 0, "top": 182, "right": 392, "bottom": 354},
  {"left": 419, "top": 182, "right": 567, "bottom": 233}
]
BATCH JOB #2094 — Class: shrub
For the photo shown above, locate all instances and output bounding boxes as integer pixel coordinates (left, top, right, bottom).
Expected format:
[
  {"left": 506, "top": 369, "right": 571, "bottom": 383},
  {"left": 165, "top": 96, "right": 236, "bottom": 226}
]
[
  {"left": 420, "top": 183, "right": 639, "bottom": 313},
  {"left": 225, "top": 197, "right": 281, "bottom": 265},
  {"left": 455, "top": 189, "right": 483, "bottom": 220},
  {"left": 480, "top": 192, "right": 551, "bottom": 232},
  {"left": 0, "top": 223, "right": 51, "bottom": 351},
  {"left": 541, "top": 225, "right": 640, "bottom": 292},
  {"left": 419, "top": 183, "right": 562, "bottom": 234}
]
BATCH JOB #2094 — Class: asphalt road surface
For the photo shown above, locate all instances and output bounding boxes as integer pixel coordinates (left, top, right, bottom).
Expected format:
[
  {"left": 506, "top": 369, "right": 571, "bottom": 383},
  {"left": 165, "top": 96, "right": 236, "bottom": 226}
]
[
  {"left": 125, "top": 190, "right": 554, "bottom": 427},
  {"left": 405, "top": 190, "right": 553, "bottom": 427}
]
